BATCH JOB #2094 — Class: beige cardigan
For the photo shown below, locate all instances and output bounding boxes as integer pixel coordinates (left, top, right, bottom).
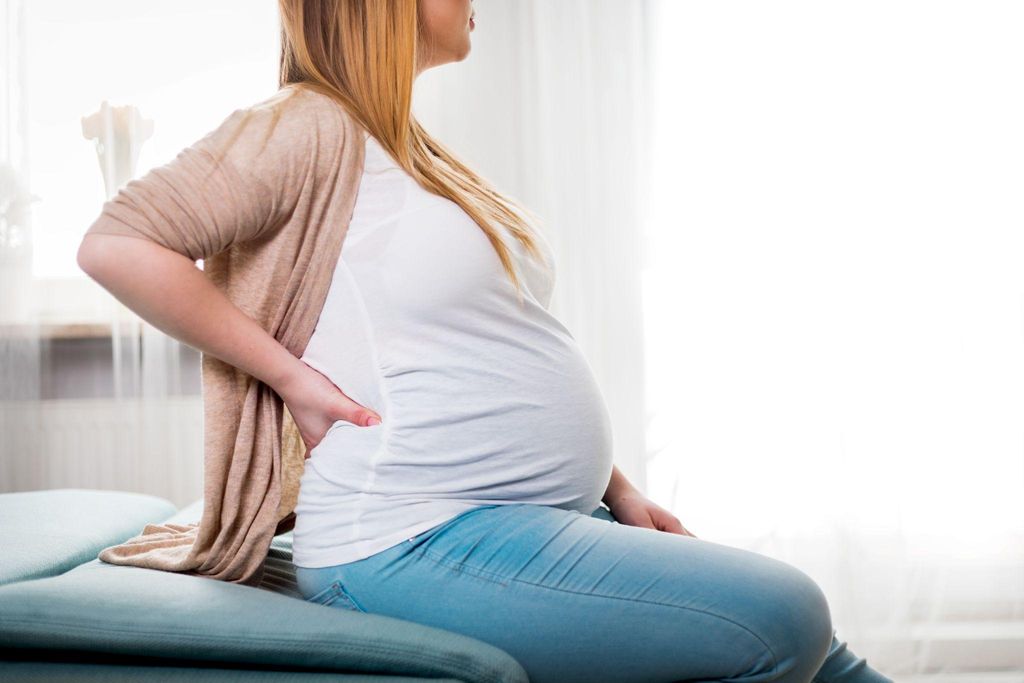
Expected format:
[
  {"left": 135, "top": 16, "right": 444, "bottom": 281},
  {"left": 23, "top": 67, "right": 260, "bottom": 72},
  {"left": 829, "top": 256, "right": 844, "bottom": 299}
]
[{"left": 84, "top": 84, "right": 366, "bottom": 587}]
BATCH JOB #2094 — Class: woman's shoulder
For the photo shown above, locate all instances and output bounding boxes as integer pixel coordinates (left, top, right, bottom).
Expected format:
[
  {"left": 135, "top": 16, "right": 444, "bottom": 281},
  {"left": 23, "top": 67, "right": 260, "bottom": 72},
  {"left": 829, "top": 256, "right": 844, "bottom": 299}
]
[
  {"left": 197, "top": 84, "right": 365, "bottom": 177},
  {"left": 248, "top": 84, "right": 363, "bottom": 139}
]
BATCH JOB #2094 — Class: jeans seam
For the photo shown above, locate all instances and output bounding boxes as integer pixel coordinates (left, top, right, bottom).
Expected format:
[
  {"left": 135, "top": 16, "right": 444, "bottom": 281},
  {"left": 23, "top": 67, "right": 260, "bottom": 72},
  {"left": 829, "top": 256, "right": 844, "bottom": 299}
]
[
  {"left": 306, "top": 579, "right": 342, "bottom": 606},
  {"left": 415, "top": 545, "right": 780, "bottom": 674},
  {"left": 305, "top": 578, "right": 367, "bottom": 613},
  {"left": 334, "top": 584, "right": 367, "bottom": 613}
]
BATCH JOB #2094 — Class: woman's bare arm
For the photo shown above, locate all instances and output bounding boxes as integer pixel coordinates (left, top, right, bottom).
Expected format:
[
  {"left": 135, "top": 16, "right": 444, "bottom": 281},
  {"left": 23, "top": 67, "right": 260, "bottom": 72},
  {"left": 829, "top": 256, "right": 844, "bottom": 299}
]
[
  {"left": 77, "top": 233, "right": 383, "bottom": 451},
  {"left": 77, "top": 233, "right": 302, "bottom": 393},
  {"left": 603, "top": 464, "right": 639, "bottom": 507}
]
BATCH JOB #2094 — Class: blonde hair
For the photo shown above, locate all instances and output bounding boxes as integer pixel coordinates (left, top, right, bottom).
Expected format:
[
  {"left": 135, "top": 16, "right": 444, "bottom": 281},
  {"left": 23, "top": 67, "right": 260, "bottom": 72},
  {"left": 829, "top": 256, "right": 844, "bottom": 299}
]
[{"left": 271, "top": 0, "right": 550, "bottom": 305}]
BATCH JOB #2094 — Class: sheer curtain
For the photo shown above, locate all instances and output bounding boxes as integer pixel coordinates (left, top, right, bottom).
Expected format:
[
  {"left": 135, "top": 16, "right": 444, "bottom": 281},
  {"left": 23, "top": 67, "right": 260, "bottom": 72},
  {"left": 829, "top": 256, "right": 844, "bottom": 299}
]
[
  {"left": 643, "top": 1, "right": 1024, "bottom": 679},
  {"left": 0, "top": 0, "right": 280, "bottom": 504}
]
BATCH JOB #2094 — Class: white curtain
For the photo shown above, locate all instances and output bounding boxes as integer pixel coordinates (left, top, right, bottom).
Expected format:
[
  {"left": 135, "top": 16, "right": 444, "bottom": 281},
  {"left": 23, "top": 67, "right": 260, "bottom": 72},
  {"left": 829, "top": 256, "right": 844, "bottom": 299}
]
[
  {"left": 0, "top": 0, "right": 279, "bottom": 503},
  {"left": 643, "top": 1, "right": 1024, "bottom": 679}
]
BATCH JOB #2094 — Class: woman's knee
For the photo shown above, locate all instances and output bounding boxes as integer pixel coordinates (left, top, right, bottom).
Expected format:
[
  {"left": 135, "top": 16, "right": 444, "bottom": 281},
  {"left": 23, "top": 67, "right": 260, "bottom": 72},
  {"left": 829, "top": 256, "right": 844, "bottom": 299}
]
[{"left": 759, "top": 560, "right": 834, "bottom": 677}]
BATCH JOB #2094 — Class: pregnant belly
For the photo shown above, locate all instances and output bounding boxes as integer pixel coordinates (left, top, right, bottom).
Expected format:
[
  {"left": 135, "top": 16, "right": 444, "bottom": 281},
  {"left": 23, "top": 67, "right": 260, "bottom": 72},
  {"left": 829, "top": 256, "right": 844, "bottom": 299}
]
[{"left": 307, "top": 347, "right": 616, "bottom": 513}]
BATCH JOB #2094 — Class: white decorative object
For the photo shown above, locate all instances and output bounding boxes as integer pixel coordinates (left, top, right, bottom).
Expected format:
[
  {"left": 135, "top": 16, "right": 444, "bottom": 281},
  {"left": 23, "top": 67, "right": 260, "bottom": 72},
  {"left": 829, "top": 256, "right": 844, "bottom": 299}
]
[
  {"left": 80, "top": 102, "right": 155, "bottom": 400},
  {"left": 81, "top": 101, "right": 154, "bottom": 199}
]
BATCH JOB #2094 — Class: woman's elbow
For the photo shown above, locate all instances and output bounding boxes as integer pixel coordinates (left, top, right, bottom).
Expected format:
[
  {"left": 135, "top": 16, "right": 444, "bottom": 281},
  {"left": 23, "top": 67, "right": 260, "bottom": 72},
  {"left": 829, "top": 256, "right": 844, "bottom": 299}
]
[
  {"left": 77, "top": 234, "right": 107, "bottom": 277},
  {"left": 77, "top": 233, "right": 138, "bottom": 281}
]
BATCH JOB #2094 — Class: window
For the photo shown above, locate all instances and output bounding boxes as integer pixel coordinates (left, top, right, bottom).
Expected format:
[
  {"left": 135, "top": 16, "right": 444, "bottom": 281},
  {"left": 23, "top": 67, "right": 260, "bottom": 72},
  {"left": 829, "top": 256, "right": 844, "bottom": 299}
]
[{"left": 9, "top": 0, "right": 280, "bottom": 321}]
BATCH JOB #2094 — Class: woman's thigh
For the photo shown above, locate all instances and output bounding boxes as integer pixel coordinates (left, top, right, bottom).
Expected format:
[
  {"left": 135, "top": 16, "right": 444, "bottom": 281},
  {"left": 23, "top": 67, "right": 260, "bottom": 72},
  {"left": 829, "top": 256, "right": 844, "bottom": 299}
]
[{"left": 295, "top": 503, "right": 834, "bottom": 683}]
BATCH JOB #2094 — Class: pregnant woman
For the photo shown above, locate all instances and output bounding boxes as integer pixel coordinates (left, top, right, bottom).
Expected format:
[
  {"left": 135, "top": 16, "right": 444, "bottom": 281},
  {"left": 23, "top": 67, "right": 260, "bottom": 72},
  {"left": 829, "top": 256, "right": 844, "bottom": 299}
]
[
  {"left": 79, "top": 1, "right": 894, "bottom": 682},
  {"left": 289, "top": 4, "right": 893, "bottom": 682}
]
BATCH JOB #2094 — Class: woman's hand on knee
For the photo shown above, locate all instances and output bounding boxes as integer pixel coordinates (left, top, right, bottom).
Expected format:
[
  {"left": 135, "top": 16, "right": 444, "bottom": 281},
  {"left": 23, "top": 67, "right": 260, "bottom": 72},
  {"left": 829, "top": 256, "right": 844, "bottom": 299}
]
[{"left": 607, "top": 491, "right": 697, "bottom": 538}]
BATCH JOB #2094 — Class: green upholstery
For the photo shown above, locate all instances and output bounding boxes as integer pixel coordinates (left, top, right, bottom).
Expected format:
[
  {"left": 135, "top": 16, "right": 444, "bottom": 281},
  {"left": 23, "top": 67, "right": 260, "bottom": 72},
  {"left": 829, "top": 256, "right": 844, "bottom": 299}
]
[
  {"left": 0, "top": 662, "right": 466, "bottom": 682},
  {"left": 0, "top": 488, "right": 177, "bottom": 587},
  {"left": 0, "top": 489, "right": 530, "bottom": 682}
]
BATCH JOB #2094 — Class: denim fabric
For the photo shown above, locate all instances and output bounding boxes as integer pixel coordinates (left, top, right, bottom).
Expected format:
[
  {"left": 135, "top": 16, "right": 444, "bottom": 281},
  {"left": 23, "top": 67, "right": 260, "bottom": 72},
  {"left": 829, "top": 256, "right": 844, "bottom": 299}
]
[{"left": 295, "top": 503, "right": 893, "bottom": 683}]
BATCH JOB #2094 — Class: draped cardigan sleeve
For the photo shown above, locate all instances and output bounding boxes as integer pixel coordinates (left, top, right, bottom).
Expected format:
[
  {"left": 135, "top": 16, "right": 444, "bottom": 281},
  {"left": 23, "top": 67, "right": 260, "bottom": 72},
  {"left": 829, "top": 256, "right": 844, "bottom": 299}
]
[{"left": 83, "top": 84, "right": 366, "bottom": 586}]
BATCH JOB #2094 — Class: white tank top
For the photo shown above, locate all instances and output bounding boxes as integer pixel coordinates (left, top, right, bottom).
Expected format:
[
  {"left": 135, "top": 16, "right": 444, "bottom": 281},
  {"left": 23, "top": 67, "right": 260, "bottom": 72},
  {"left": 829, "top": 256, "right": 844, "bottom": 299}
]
[{"left": 292, "top": 131, "right": 614, "bottom": 568}]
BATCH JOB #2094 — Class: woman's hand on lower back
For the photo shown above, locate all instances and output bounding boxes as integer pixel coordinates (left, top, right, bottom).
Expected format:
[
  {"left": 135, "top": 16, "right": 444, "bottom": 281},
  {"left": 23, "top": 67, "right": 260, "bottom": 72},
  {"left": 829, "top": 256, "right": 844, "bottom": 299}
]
[
  {"left": 607, "top": 491, "right": 698, "bottom": 538},
  {"left": 274, "top": 359, "right": 383, "bottom": 454}
]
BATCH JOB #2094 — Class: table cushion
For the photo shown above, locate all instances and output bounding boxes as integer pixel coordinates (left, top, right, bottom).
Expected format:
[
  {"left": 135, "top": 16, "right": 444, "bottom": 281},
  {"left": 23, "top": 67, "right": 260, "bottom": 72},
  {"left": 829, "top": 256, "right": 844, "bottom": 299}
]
[
  {"left": 0, "top": 488, "right": 177, "bottom": 587},
  {"left": 0, "top": 557, "right": 528, "bottom": 683}
]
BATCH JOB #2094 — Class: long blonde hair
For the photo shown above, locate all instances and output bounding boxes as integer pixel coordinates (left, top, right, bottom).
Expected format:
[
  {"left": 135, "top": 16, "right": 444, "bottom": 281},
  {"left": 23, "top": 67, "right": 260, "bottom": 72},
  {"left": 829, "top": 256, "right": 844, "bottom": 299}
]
[{"left": 274, "top": 0, "right": 550, "bottom": 304}]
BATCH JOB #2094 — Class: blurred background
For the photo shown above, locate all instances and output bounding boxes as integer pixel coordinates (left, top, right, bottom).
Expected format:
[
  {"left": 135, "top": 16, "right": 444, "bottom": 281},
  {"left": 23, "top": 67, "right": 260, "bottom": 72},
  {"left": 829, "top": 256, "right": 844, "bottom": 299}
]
[{"left": 1, "top": 1, "right": 1022, "bottom": 679}]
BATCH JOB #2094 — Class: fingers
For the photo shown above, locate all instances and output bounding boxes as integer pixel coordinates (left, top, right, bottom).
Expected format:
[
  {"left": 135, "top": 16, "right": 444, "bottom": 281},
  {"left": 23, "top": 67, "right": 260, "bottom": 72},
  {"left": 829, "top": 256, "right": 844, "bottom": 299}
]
[
  {"left": 658, "top": 512, "right": 696, "bottom": 538},
  {"left": 341, "top": 403, "right": 383, "bottom": 428},
  {"left": 662, "top": 518, "right": 687, "bottom": 535}
]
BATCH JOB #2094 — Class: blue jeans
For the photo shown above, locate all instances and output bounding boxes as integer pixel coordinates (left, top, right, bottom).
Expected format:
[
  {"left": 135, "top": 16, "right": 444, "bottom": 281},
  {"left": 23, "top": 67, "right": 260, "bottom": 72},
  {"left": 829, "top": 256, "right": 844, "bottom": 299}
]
[{"left": 295, "top": 502, "right": 893, "bottom": 683}]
